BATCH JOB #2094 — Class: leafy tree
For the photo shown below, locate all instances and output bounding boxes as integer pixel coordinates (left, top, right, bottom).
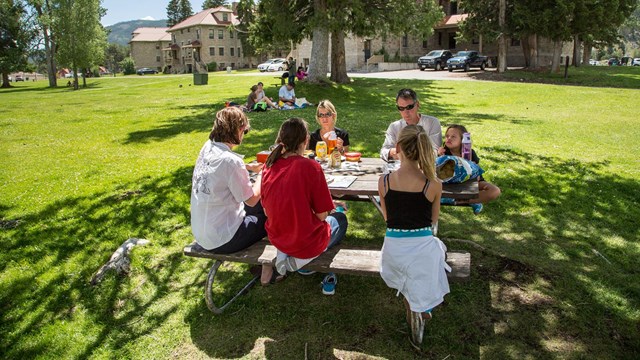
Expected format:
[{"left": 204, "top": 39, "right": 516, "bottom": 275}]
[
  {"left": 0, "top": 0, "right": 35, "bottom": 88},
  {"left": 243, "top": 0, "right": 442, "bottom": 84},
  {"left": 53, "top": 0, "right": 107, "bottom": 89},
  {"left": 119, "top": 56, "right": 135, "bottom": 75},
  {"left": 103, "top": 43, "right": 127, "bottom": 74},
  {"left": 202, "top": 0, "right": 226, "bottom": 10},
  {"left": 28, "top": 0, "right": 58, "bottom": 87},
  {"left": 167, "top": 0, "right": 193, "bottom": 27}
]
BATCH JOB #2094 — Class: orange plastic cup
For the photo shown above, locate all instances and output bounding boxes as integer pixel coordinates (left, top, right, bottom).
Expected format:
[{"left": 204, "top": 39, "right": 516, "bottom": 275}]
[{"left": 256, "top": 151, "right": 271, "bottom": 163}]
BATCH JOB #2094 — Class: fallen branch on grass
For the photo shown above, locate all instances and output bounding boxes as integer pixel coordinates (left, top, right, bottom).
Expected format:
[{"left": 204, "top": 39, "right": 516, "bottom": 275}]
[{"left": 90, "top": 238, "right": 150, "bottom": 285}]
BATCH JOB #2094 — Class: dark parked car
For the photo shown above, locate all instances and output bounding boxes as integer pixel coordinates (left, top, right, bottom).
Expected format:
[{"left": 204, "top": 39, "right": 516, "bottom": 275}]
[
  {"left": 417, "top": 50, "right": 453, "bottom": 71},
  {"left": 447, "top": 51, "right": 488, "bottom": 72},
  {"left": 136, "top": 67, "right": 158, "bottom": 75},
  {"left": 607, "top": 58, "right": 620, "bottom": 66}
]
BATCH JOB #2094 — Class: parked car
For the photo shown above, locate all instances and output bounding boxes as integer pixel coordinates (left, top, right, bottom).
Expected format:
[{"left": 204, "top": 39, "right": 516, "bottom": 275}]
[
  {"left": 418, "top": 50, "right": 453, "bottom": 71},
  {"left": 633, "top": 58, "right": 640, "bottom": 66},
  {"left": 15, "top": 75, "right": 24, "bottom": 81},
  {"left": 136, "top": 67, "right": 158, "bottom": 75},
  {"left": 267, "top": 58, "right": 287, "bottom": 72},
  {"left": 447, "top": 51, "right": 488, "bottom": 72},
  {"left": 257, "top": 59, "right": 279, "bottom": 72},
  {"left": 607, "top": 58, "right": 619, "bottom": 66},
  {"left": 588, "top": 59, "right": 598, "bottom": 66}
]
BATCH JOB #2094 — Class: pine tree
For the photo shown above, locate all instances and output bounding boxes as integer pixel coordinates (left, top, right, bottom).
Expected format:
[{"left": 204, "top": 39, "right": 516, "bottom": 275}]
[
  {"left": 202, "top": 0, "right": 226, "bottom": 10},
  {"left": 166, "top": 0, "right": 180, "bottom": 27}
]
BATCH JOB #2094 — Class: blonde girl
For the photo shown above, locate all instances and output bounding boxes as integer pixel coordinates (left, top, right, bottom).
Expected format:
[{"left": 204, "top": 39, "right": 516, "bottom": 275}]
[{"left": 308, "top": 99, "right": 350, "bottom": 153}]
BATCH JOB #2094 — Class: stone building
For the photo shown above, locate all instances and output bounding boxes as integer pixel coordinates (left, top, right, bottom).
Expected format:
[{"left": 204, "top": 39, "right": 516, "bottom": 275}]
[
  {"left": 129, "top": 27, "right": 171, "bottom": 71},
  {"left": 164, "top": 6, "right": 245, "bottom": 73}
]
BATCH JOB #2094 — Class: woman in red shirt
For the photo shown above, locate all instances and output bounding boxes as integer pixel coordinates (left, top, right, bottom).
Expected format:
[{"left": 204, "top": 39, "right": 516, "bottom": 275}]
[{"left": 261, "top": 118, "right": 348, "bottom": 295}]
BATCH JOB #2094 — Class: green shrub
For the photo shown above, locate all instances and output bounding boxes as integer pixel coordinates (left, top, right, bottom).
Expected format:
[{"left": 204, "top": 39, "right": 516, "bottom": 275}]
[
  {"left": 120, "top": 57, "right": 136, "bottom": 75},
  {"left": 207, "top": 61, "right": 217, "bottom": 72}
]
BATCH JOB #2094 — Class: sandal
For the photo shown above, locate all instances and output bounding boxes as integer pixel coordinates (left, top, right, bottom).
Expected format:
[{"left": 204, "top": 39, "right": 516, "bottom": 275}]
[{"left": 260, "top": 264, "right": 286, "bottom": 286}]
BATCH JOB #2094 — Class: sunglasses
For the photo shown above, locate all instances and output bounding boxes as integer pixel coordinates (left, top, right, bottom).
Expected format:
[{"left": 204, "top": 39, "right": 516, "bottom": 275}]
[
  {"left": 243, "top": 127, "right": 250, "bottom": 135},
  {"left": 318, "top": 112, "right": 333, "bottom": 118},
  {"left": 396, "top": 103, "right": 416, "bottom": 111}
]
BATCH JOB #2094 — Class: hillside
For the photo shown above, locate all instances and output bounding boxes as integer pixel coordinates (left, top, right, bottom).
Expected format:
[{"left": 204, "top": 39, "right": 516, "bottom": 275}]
[{"left": 106, "top": 19, "right": 168, "bottom": 46}]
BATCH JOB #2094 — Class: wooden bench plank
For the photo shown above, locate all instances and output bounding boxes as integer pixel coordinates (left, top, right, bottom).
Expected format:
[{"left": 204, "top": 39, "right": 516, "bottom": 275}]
[{"left": 184, "top": 240, "right": 470, "bottom": 280}]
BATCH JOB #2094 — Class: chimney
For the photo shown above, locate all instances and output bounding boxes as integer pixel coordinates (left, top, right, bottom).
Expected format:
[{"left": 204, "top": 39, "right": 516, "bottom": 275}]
[{"left": 231, "top": 2, "right": 239, "bottom": 14}]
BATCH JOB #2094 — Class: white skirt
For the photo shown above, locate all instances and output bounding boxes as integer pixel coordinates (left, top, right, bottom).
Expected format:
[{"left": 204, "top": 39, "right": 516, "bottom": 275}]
[{"left": 380, "top": 228, "right": 451, "bottom": 312}]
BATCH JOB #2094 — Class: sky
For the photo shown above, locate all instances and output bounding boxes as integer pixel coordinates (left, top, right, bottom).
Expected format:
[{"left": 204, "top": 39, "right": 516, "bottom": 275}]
[{"left": 101, "top": 0, "right": 207, "bottom": 26}]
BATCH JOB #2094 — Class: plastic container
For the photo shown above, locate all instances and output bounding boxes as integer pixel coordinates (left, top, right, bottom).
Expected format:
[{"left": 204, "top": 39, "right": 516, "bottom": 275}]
[
  {"left": 461, "top": 132, "right": 472, "bottom": 161},
  {"left": 315, "top": 141, "right": 327, "bottom": 160},
  {"left": 256, "top": 151, "right": 271, "bottom": 163},
  {"left": 345, "top": 152, "right": 361, "bottom": 162}
]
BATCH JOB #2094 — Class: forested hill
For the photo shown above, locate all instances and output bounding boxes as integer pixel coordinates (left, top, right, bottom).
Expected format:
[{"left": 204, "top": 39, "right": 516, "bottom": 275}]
[{"left": 106, "top": 19, "right": 168, "bottom": 46}]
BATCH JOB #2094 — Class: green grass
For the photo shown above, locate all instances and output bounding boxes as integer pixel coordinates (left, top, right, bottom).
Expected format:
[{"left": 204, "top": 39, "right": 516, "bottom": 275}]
[
  {"left": 1, "top": 72, "right": 639, "bottom": 359},
  {"left": 472, "top": 64, "right": 640, "bottom": 89}
]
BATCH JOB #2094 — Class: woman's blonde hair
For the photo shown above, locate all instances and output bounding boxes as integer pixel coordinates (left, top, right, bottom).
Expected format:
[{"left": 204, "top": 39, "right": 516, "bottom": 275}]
[
  {"left": 209, "top": 107, "right": 249, "bottom": 145},
  {"left": 315, "top": 99, "right": 337, "bottom": 125},
  {"left": 397, "top": 125, "right": 437, "bottom": 181}
]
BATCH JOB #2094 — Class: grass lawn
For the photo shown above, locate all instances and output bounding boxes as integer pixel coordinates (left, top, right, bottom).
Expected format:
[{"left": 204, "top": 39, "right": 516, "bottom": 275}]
[{"left": 1, "top": 71, "right": 639, "bottom": 359}]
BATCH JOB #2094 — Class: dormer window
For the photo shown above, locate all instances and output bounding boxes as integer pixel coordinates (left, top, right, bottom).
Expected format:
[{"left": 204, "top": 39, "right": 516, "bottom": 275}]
[{"left": 223, "top": 13, "right": 228, "bottom": 22}]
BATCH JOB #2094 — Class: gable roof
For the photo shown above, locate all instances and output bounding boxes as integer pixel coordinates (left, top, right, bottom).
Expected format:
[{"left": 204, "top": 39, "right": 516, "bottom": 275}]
[
  {"left": 168, "top": 7, "right": 239, "bottom": 32},
  {"left": 130, "top": 27, "right": 171, "bottom": 42}
]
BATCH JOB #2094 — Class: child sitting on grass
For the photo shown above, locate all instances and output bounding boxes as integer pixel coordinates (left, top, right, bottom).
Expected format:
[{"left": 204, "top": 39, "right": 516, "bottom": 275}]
[{"left": 437, "top": 124, "right": 501, "bottom": 214}]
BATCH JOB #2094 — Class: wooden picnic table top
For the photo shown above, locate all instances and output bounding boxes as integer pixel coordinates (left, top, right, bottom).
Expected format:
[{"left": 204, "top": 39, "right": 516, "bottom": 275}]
[{"left": 324, "top": 157, "right": 478, "bottom": 200}]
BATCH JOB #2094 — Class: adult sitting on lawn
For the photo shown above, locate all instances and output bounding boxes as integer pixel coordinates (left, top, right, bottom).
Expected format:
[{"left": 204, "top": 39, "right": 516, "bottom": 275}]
[
  {"left": 190, "top": 107, "right": 266, "bottom": 255},
  {"left": 256, "top": 82, "right": 278, "bottom": 109},
  {"left": 278, "top": 81, "right": 296, "bottom": 110},
  {"left": 261, "top": 117, "right": 348, "bottom": 294},
  {"left": 308, "top": 99, "right": 350, "bottom": 154},
  {"left": 380, "top": 88, "right": 442, "bottom": 161}
]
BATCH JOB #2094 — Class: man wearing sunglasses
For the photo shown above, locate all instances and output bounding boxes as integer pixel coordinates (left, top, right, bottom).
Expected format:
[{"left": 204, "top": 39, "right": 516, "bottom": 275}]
[{"left": 380, "top": 88, "right": 442, "bottom": 161}]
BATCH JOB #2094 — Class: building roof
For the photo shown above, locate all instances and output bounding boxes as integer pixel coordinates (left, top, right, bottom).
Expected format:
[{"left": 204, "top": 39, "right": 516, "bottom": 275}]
[
  {"left": 130, "top": 27, "right": 171, "bottom": 42},
  {"left": 434, "top": 14, "right": 468, "bottom": 29},
  {"left": 168, "top": 7, "right": 239, "bottom": 32}
]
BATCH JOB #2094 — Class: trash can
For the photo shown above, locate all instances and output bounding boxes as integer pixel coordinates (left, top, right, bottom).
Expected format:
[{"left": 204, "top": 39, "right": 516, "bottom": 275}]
[
  {"left": 226, "top": 66, "right": 232, "bottom": 74},
  {"left": 193, "top": 73, "right": 208, "bottom": 85}
]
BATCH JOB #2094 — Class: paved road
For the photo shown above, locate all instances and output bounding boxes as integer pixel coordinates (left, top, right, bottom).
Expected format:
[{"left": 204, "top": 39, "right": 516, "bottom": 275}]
[{"left": 245, "top": 68, "right": 486, "bottom": 81}]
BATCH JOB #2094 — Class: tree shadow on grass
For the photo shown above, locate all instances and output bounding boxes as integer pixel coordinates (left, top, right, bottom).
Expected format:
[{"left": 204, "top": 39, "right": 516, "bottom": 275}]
[{"left": 0, "top": 166, "right": 200, "bottom": 358}]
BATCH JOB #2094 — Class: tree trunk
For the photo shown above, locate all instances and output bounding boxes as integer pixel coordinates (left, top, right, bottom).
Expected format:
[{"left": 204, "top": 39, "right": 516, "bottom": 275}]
[
  {"left": 329, "top": 30, "right": 349, "bottom": 84},
  {"left": 1, "top": 72, "right": 11, "bottom": 88},
  {"left": 73, "top": 66, "right": 79, "bottom": 90},
  {"left": 521, "top": 36, "right": 530, "bottom": 67},
  {"left": 33, "top": 1, "right": 58, "bottom": 87},
  {"left": 528, "top": 34, "right": 538, "bottom": 69},
  {"left": 572, "top": 34, "right": 581, "bottom": 67},
  {"left": 497, "top": 0, "right": 507, "bottom": 73},
  {"left": 82, "top": 68, "right": 87, "bottom": 88},
  {"left": 582, "top": 41, "right": 592, "bottom": 64},
  {"left": 551, "top": 40, "right": 562, "bottom": 73},
  {"left": 308, "top": 30, "right": 329, "bottom": 83}
]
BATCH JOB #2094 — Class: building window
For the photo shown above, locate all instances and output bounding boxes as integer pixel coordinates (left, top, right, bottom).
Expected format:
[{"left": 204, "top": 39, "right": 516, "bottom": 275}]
[
  {"left": 402, "top": 34, "right": 408, "bottom": 48},
  {"left": 223, "top": 13, "right": 228, "bottom": 21},
  {"left": 472, "top": 37, "right": 479, "bottom": 44},
  {"left": 209, "top": 29, "right": 214, "bottom": 39},
  {"left": 218, "top": 29, "right": 224, "bottom": 39},
  {"left": 450, "top": 1, "right": 458, "bottom": 15},
  {"left": 438, "top": 32, "right": 442, "bottom": 46},
  {"left": 422, "top": 39, "right": 428, "bottom": 48},
  {"left": 156, "top": 55, "right": 161, "bottom": 62},
  {"left": 187, "top": 28, "right": 190, "bottom": 33},
  {"left": 196, "top": 29, "right": 200, "bottom": 40},
  {"left": 230, "top": 30, "right": 234, "bottom": 39},
  {"left": 230, "top": 47, "right": 234, "bottom": 56},
  {"left": 231, "top": 63, "right": 235, "bottom": 68},
  {"left": 237, "top": 47, "right": 241, "bottom": 57},
  {"left": 219, "top": 62, "right": 225, "bottom": 70},
  {"left": 219, "top": 47, "right": 224, "bottom": 56},
  {"left": 511, "top": 37, "right": 521, "bottom": 46},
  {"left": 155, "top": 43, "right": 160, "bottom": 49},
  {"left": 181, "top": 29, "right": 183, "bottom": 34},
  {"left": 209, "top": 47, "right": 215, "bottom": 56}
]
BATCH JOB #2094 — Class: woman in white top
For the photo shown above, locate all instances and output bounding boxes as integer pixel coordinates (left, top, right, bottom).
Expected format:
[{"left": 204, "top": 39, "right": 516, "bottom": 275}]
[{"left": 190, "top": 107, "right": 266, "bottom": 253}]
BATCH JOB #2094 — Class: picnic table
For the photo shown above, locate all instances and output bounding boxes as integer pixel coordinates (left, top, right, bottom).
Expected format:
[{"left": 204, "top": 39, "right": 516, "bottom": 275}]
[{"left": 323, "top": 157, "right": 479, "bottom": 218}]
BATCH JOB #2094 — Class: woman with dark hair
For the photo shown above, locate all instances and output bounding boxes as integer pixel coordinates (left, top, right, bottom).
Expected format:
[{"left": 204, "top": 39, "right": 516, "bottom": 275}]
[
  {"left": 260, "top": 118, "right": 348, "bottom": 294},
  {"left": 190, "top": 107, "right": 266, "bottom": 254}
]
